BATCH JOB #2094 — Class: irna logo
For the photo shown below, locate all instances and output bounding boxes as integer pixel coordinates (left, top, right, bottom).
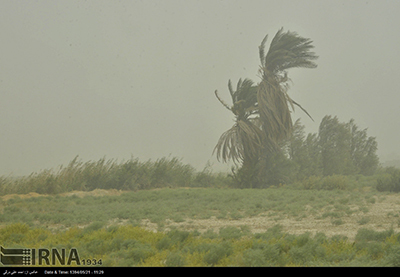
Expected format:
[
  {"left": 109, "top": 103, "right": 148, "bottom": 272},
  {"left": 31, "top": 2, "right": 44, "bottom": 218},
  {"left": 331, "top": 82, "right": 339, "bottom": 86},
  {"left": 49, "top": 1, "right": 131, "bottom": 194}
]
[{"left": 0, "top": 246, "right": 80, "bottom": 266}]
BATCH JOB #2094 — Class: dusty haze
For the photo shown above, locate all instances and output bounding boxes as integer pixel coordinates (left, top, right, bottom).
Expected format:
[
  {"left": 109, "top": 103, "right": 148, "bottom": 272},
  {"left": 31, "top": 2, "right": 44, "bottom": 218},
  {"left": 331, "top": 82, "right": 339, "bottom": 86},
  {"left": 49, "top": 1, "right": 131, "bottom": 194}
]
[{"left": 1, "top": 0, "right": 399, "bottom": 176}]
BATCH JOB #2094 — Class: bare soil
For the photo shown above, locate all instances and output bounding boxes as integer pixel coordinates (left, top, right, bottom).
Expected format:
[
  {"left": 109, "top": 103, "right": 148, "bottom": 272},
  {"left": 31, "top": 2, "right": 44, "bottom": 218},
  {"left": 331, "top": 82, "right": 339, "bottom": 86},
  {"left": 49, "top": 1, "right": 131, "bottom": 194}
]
[
  {"left": 140, "top": 194, "right": 400, "bottom": 241},
  {"left": 1, "top": 189, "right": 126, "bottom": 201}
]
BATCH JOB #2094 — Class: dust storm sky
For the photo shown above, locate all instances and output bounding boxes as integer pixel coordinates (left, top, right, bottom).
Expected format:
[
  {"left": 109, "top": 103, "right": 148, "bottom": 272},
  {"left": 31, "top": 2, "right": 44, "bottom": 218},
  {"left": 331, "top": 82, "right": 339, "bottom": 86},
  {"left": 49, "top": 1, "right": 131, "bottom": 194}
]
[{"left": 1, "top": 0, "right": 400, "bottom": 176}]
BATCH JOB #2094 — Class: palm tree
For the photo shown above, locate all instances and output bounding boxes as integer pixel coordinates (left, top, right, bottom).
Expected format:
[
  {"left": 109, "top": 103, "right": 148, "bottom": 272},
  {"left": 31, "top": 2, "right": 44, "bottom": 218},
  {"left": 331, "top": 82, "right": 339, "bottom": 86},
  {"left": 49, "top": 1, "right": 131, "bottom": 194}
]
[
  {"left": 213, "top": 28, "right": 318, "bottom": 188},
  {"left": 213, "top": 79, "right": 264, "bottom": 187}
]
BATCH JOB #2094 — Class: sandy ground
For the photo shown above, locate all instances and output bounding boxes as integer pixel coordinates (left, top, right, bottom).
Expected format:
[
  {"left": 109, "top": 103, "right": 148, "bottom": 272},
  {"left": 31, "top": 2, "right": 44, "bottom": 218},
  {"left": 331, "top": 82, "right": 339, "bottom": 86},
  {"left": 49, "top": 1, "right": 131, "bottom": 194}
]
[
  {"left": 2, "top": 189, "right": 400, "bottom": 241},
  {"left": 1, "top": 189, "right": 125, "bottom": 201},
  {"left": 140, "top": 194, "right": 400, "bottom": 241}
]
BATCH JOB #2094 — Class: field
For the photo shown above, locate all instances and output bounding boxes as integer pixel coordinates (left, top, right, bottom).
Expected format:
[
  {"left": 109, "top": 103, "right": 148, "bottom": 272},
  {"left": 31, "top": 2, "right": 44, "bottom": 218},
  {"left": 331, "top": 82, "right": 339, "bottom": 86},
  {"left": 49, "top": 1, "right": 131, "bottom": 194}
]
[{"left": 2, "top": 177, "right": 400, "bottom": 266}]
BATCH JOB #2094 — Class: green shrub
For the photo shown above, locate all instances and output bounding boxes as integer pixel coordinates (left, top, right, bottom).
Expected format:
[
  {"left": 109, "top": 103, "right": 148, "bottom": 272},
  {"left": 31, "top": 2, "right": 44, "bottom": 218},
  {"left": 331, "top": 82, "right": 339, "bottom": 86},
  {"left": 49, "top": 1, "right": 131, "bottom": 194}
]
[
  {"left": 242, "top": 249, "right": 266, "bottom": 266},
  {"left": 219, "top": 226, "right": 243, "bottom": 240},
  {"left": 121, "top": 239, "right": 139, "bottom": 249},
  {"left": 82, "top": 221, "right": 105, "bottom": 234},
  {"left": 127, "top": 242, "right": 154, "bottom": 264},
  {"left": 385, "top": 245, "right": 400, "bottom": 267},
  {"left": 165, "top": 251, "right": 186, "bottom": 267},
  {"left": 321, "top": 175, "right": 347, "bottom": 190},
  {"left": 85, "top": 239, "right": 108, "bottom": 255},
  {"left": 357, "top": 217, "right": 370, "bottom": 225},
  {"left": 3, "top": 206, "right": 21, "bottom": 213},
  {"left": 203, "top": 242, "right": 233, "bottom": 266},
  {"left": 201, "top": 229, "right": 218, "bottom": 240},
  {"left": 108, "top": 237, "right": 124, "bottom": 252},
  {"left": 0, "top": 223, "right": 30, "bottom": 243},
  {"left": 355, "top": 228, "right": 394, "bottom": 242},
  {"left": 254, "top": 224, "right": 284, "bottom": 240},
  {"left": 365, "top": 241, "right": 384, "bottom": 259},
  {"left": 288, "top": 245, "right": 313, "bottom": 264},
  {"left": 192, "top": 171, "right": 214, "bottom": 188},
  {"left": 332, "top": 219, "right": 344, "bottom": 226},
  {"left": 302, "top": 175, "right": 349, "bottom": 190},
  {"left": 250, "top": 242, "right": 281, "bottom": 264},
  {"left": 302, "top": 175, "right": 322, "bottom": 190},
  {"left": 167, "top": 230, "right": 191, "bottom": 245},
  {"left": 156, "top": 230, "right": 190, "bottom": 250},
  {"left": 376, "top": 167, "right": 400, "bottom": 192}
]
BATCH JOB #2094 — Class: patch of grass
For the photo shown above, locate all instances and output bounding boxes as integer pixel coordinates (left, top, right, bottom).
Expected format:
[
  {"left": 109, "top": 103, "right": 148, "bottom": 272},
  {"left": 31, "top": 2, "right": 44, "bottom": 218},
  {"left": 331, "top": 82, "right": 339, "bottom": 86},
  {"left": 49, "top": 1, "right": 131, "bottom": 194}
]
[
  {"left": 332, "top": 219, "right": 344, "bottom": 226},
  {"left": 219, "top": 226, "right": 243, "bottom": 240},
  {"left": 358, "top": 217, "right": 370, "bottom": 225},
  {"left": 0, "top": 156, "right": 232, "bottom": 196},
  {"left": 322, "top": 211, "right": 343, "bottom": 219}
]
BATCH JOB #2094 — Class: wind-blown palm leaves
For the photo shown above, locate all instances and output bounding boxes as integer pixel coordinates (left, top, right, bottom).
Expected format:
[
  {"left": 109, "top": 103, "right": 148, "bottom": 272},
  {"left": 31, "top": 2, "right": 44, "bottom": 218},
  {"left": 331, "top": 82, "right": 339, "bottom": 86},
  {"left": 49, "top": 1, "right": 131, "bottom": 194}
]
[
  {"left": 257, "top": 28, "right": 318, "bottom": 152},
  {"left": 214, "top": 78, "right": 263, "bottom": 165},
  {"left": 214, "top": 28, "right": 318, "bottom": 186}
]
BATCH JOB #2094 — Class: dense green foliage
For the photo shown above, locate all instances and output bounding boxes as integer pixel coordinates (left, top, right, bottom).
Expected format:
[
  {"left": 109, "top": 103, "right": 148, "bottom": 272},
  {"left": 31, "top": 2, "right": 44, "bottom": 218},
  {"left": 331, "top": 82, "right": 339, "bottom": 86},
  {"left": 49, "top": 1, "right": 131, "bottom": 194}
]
[
  {"left": 286, "top": 116, "right": 379, "bottom": 179},
  {"left": 1, "top": 223, "right": 400, "bottom": 266},
  {"left": 227, "top": 116, "right": 380, "bottom": 188},
  {"left": 376, "top": 167, "right": 400, "bottom": 192}
]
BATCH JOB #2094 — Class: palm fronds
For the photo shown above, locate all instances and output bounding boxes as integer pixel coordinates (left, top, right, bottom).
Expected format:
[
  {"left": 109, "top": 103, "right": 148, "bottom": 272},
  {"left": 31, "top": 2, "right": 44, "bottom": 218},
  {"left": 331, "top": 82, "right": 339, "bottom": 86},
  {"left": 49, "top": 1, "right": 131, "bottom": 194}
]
[
  {"left": 257, "top": 28, "right": 318, "bottom": 149},
  {"left": 214, "top": 28, "right": 318, "bottom": 170},
  {"left": 213, "top": 118, "right": 264, "bottom": 165},
  {"left": 262, "top": 28, "right": 318, "bottom": 74}
]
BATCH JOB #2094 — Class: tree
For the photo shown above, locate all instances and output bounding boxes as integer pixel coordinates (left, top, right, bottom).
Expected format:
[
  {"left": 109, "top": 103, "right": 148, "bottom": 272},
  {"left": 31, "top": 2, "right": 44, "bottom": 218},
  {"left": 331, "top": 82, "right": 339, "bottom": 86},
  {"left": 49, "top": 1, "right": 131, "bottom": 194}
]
[
  {"left": 303, "top": 132, "right": 323, "bottom": 176},
  {"left": 318, "top": 115, "right": 354, "bottom": 176},
  {"left": 213, "top": 79, "right": 264, "bottom": 188},
  {"left": 348, "top": 119, "right": 379, "bottom": 175},
  {"left": 285, "top": 119, "right": 322, "bottom": 179},
  {"left": 315, "top": 116, "right": 379, "bottom": 176},
  {"left": 214, "top": 28, "right": 318, "bottom": 188}
]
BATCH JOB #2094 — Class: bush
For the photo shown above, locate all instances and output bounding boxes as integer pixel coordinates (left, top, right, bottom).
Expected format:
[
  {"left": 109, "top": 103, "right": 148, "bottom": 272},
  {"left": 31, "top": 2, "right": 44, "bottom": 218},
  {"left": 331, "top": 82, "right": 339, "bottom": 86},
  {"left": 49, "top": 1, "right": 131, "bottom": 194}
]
[
  {"left": 250, "top": 242, "right": 281, "bottom": 264},
  {"left": 321, "top": 175, "right": 347, "bottom": 190},
  {"left": 156, "top": 230, "right": 190, "bottom": 250},
  {"left": 165, "top": 251, "right": 186, "bottom": 267},
  {"left": 85, "top": 239, "right": 108, "bottom": 255},
  {"left": 219, "top": 226, "right": 243, "bottom": 240},
  {"left": 242, "top": 249, "right": 265, "bottom": 266},
  {"left": 385, "top": 245, "right": 400, "bottom": 267},
  {"left": 376, "top": 167, "right": 400, "bottom": 192},
  {"left": 254, "top": 224, "right": 284, "bottom": 240},
  {"left": 302, "top": 175, "right": 348, "bottom": 190},
  {"left": 355, "top": 228, "right": 394, "bottom": 242},
  {"left": 203, "top": 242, "right": 233, "bottom": 266},
  {"left": 302, "top": 175, "right": 322, "bottom": 190},
  {"left": 0, "top": 223, "right": 30, "bottom": 243},
  {"left": 82, "top": 221, "right": 105, "bottom": 234},
  {"left": 127, "top": 243, "right": 154, "bottom": 264}
]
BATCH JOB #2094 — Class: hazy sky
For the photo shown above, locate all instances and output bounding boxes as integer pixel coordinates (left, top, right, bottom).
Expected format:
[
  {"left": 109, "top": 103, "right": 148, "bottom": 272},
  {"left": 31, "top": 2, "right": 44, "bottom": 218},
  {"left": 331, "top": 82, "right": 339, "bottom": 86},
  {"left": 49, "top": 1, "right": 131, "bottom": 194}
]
[{"left": 1, "top": 0, "right": 400, "bottom": 176}]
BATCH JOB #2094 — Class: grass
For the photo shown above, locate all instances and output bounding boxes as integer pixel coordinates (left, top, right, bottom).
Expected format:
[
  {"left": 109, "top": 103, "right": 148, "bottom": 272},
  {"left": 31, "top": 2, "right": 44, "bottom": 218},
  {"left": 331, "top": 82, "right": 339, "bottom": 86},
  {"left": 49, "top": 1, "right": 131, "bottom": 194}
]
[
  {"left": 0, "top": 155, "right": 385, "bottom": 198},
  {"left": 0, "top": 156, "right": 230, "bottom": 196},
  {"left": 0, "top": 185, "right": 384, "bottom": 234},
  {"left": 1, "top": 223, "right": 400, "bottom": 266},
  {"left": 0, "top": 185, "right": 396, "bottom": 266}
]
